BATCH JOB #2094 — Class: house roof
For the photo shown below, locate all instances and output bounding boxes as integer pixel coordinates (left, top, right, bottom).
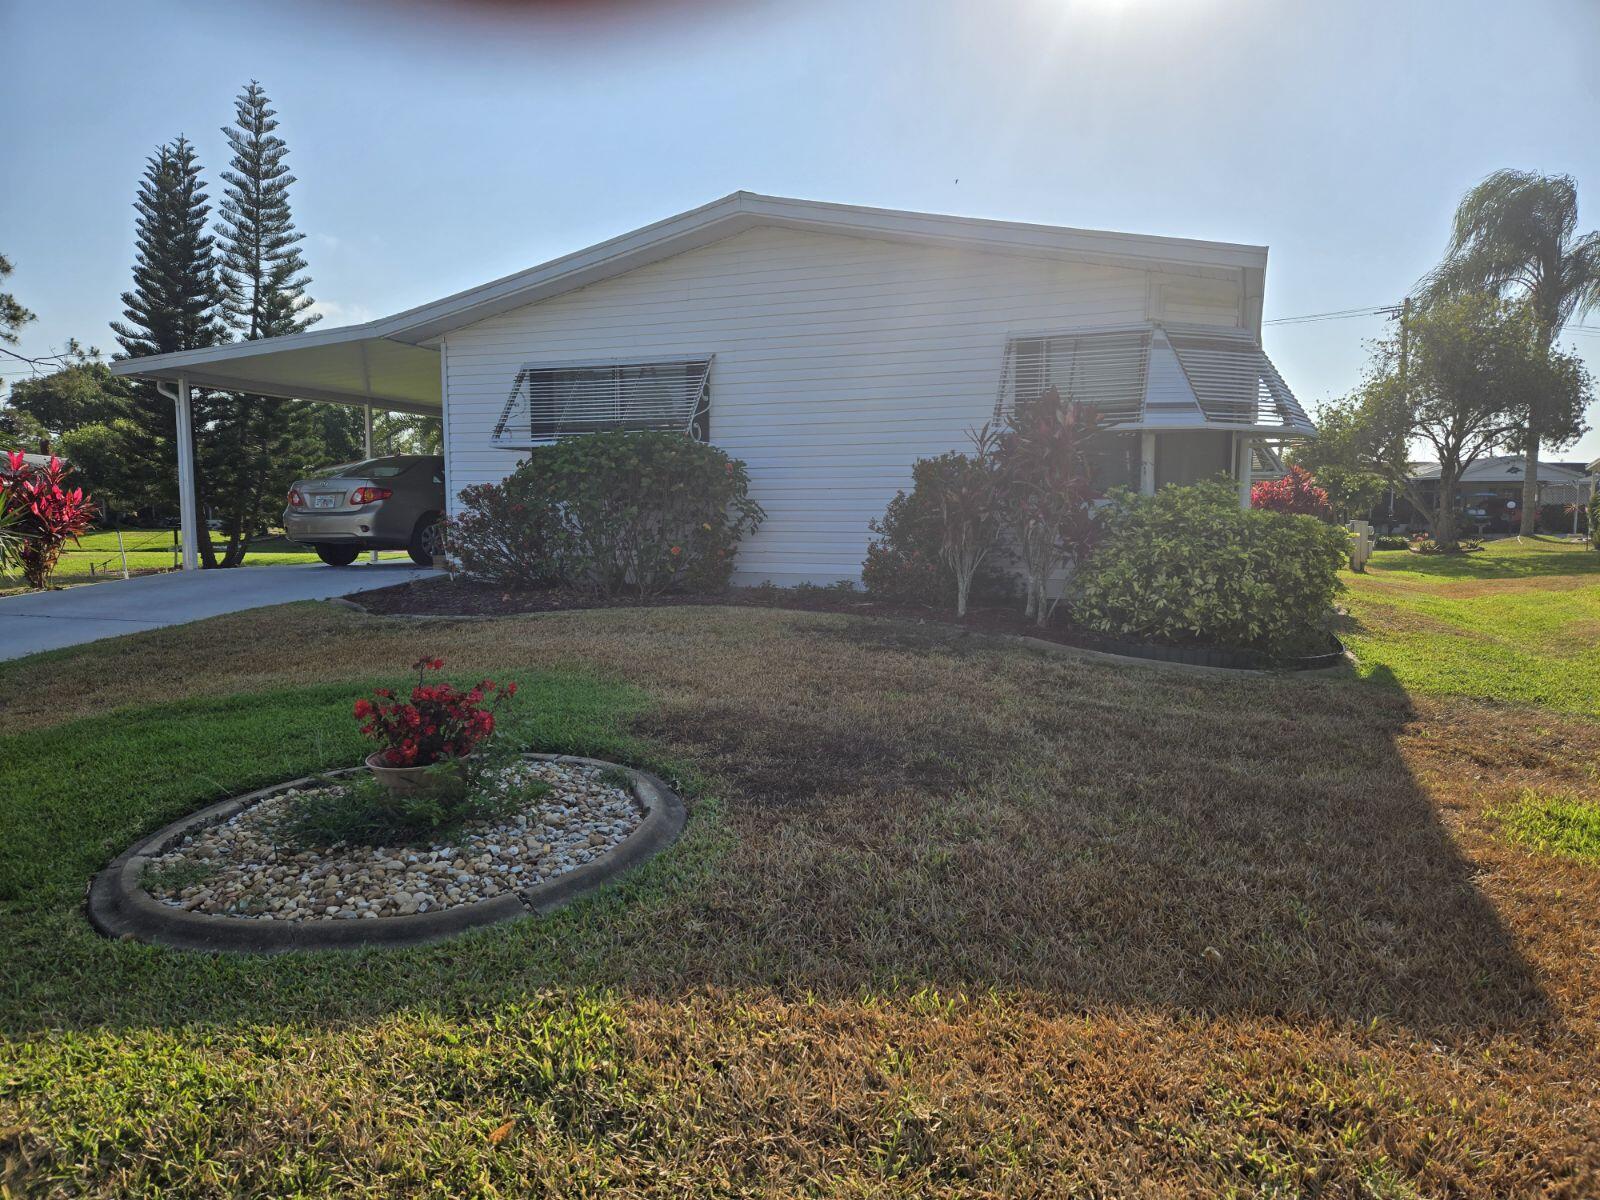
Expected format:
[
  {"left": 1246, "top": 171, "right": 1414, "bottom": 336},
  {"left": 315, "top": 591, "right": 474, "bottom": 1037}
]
[
  {"left": 109, "top": 193, "right": 1272, "bottom": 412},
  {"left": 1410, "top": 456, "right": 1592, "bottom": 484}
]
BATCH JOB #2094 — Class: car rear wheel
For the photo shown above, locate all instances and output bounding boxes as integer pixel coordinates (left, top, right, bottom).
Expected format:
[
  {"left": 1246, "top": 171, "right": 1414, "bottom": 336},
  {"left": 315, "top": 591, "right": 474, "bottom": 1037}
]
[
  {"left": 409, "top": 514, "right": 443, "bottom": 567},
  {"left": 315, "top": 544, "right": 360, "bottom": 567}
]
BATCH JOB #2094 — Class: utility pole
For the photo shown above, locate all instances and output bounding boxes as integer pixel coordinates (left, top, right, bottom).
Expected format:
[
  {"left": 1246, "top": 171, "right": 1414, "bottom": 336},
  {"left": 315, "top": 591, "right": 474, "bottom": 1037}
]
[
  {"left": 1397, "top": 297, "right": 1411, "bottom": 401},
  {"left": 1397, "top": 298, "right": 1412, "bottom": 531}
]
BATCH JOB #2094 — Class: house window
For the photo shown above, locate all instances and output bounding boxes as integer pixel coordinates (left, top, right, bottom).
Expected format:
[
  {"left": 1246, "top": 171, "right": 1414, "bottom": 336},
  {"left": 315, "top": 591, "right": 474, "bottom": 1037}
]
[
  {"left": 996, "top": 328, "right": 1151, "bottom": 427},
  {"left": 491, "top": 357, "right": 712, "bottom": 447}
]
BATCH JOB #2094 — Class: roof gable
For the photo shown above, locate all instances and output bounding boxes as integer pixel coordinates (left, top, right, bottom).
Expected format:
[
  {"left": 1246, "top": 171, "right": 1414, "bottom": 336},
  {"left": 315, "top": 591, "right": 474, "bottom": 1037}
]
[
  {"left": 110, "top": 192, "right": 1271, "bottom": 407},
  {"left": 377, "top": 192, "right": 1268, "bottom": 346}
]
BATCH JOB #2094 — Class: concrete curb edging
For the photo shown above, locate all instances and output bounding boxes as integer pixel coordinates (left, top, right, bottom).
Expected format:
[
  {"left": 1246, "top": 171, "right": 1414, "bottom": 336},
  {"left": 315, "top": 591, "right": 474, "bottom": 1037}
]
[
  {"left": 86, "top": 754, "right": 686, "bottom": 955},
  {"left": 332, "top": 594, "right": 1354, "bottom": 679},
  {"left": 1009, "top": 634, "right": 1356, "bottom": 678}
]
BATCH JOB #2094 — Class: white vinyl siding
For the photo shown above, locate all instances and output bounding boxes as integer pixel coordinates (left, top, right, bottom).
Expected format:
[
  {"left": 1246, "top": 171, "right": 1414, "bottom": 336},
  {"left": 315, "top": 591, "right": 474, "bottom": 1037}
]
[{"left": 443, "top": 226, "right": 1244, "bottom": 586}]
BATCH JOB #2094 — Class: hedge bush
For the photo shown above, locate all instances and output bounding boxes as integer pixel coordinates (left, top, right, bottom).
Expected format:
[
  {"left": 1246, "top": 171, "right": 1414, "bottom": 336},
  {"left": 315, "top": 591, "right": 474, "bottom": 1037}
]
[
  {"left": 448, "top": 469, "right": 563, "bottom": 588},
  {"left": 447, "top": 432, "right": 764, "bottom": 596},
  {"left": 1071, "top": 481, "right": 1347, "bottom": 655}
]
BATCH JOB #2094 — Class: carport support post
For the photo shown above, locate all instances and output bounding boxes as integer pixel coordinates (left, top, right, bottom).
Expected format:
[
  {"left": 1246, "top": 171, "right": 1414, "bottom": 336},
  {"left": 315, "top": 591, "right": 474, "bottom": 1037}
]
[
  {"left": 1235, "top": 435, "right": 1254, "bottom": 511},
  {"left": 174, "top": 375, "right": 199, "bottom": 571},
  {"left": 1139, "top": 432, "right": 1156, "bottom": 495},
  {"left": 363, "top": 403, "right": 378, "bottom": 564}
]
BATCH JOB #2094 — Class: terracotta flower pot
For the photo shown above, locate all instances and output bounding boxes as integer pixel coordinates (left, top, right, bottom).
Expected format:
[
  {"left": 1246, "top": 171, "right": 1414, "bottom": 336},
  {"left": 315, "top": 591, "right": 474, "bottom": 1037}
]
[{"left": 365, "top": 751, "right": 471, "bottom": 793}]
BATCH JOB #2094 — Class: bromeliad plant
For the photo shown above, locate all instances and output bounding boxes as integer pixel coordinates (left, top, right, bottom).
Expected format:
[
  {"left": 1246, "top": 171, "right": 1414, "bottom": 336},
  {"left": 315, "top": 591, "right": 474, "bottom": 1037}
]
[
  {"left": 0, "top": 450, "right": 97, "bottom": 589},
  {"left": 354, "top": 656, "right": 518, "bottom": 768}
]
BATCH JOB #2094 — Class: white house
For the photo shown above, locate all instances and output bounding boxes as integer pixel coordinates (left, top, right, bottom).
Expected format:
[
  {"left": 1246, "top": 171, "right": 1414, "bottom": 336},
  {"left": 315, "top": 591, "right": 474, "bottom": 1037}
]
[{"left": 112, "top": 193, "right": 1314, "bottom": 585}]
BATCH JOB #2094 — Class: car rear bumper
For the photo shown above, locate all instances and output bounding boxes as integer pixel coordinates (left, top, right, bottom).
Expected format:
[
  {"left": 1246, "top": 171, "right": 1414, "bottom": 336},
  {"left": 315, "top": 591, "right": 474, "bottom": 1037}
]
[{"left": 283, "top": 508, "right": 411, "bottom": 549}]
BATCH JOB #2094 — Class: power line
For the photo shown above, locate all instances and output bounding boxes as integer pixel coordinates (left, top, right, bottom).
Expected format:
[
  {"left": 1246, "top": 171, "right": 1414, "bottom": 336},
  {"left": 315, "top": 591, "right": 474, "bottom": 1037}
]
[{"left": 1263, "top": 304, "right": 1401, "bottom": 327}]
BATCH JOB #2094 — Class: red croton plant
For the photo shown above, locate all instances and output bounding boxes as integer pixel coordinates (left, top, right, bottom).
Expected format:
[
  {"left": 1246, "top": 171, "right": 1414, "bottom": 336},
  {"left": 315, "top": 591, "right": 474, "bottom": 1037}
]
[
  {"left": 0, "top": 450, "right": 97, "bottom": 589},
  {"left": 354, "top": 657, "right": 518, "bottom": 768},
  {"left": 1251, "top": 465, "right": 1333, "bottom": 520}
]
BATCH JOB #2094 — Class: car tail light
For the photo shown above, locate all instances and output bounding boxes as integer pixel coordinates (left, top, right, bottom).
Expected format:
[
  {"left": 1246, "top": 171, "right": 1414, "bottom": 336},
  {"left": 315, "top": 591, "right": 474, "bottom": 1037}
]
[
  {"left": 349, "top": 486, "right": 393, "bottom": 505},
  {"left": 287, "top": 488, "right": 304, "bottom": 508}
]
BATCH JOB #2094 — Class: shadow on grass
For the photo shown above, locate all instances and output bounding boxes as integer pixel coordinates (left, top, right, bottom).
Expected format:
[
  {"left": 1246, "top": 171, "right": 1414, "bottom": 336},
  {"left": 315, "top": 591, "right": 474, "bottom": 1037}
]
[
  {"left": 0, "top": 614, "right": 1554, "bottom": 1043},
  {"left": 1369, "top": 538, "right": 1600, "bottom": 582}
]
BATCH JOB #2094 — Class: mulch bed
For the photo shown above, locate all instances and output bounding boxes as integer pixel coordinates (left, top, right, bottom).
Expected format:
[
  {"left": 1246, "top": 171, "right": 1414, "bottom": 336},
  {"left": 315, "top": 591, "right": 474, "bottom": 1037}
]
[{"left": 351, "top": 577, "right": 1339, "bottom": 670}]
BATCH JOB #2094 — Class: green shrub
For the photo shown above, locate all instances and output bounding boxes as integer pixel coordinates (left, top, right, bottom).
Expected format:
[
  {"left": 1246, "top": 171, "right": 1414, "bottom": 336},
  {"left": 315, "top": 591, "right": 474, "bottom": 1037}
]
[
  {"left": 1373, "top": 535, "right": 1411, "bottom": 551},
  {"left": 276, "top": 769, "right": 551, "bottom": 849},
  {"left": 862, "top": 453, "right": 1013, "bottom": 607},
  {"left": 1071, "top": 481, "right": 1347, "bottom": 655},
  {"left": 447, "top": 471, "right": 563, "bottom": 588},
  {"left": 449, "top": 432, "right": 764, "bottom": 596}
]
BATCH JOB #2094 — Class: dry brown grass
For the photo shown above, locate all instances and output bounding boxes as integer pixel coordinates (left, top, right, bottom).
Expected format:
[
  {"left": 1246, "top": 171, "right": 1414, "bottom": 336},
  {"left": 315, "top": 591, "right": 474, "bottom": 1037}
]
[{"left": 4, "top": 602, "right": 1600, "bottom": 1195}]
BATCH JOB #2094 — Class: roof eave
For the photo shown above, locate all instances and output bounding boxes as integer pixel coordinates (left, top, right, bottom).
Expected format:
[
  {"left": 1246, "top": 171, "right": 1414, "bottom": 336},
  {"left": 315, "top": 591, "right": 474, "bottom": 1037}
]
[{"left": 111, "top": 191, "right": 1273, "bottom": 386}]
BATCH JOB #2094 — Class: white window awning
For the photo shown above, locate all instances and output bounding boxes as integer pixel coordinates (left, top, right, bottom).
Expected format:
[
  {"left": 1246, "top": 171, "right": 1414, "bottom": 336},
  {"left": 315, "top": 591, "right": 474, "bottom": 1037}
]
[
  {"left": 996, "top": 322, "right": 1314, "bottom": 436},
  {"left": 491, "top": 357, "right": 712, "bottom": 447}
]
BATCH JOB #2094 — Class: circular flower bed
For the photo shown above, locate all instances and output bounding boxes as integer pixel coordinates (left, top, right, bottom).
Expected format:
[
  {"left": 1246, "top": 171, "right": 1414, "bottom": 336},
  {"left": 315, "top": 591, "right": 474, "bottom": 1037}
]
[
  {"left": 142, "top": 759, "right": 641, "bottom": 922},
  {"left": 89, "top": 754, "right": 686, "bottom": 953}
]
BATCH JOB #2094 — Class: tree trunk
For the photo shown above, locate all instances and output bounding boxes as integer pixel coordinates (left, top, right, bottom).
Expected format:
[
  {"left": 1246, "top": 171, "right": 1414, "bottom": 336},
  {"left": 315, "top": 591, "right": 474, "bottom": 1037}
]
[
  {"left": 1433, "top": 477, "right": 1459, "bottom": 551},
  {"left": 1520, "top": 434, "right": 1539, "bottom": 535},
  {"left": 1020, "top": 541, "right": 1037, "bottom": 620},
  {"left": 955, "top": 569, "right": 971, "bottom": 619}
]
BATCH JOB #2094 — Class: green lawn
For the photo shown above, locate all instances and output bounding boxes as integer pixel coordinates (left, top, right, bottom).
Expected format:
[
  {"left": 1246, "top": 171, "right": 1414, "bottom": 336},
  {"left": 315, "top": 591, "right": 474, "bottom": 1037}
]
[
  {"left": 2, "top": 559, "right": 1599, "bottom": 1194},
  {"left": 0, "top": 528, "right": 406, "bottom": 596},
  {"left": 1340, "top": 535, "right": 1600, "bottom": 714}
]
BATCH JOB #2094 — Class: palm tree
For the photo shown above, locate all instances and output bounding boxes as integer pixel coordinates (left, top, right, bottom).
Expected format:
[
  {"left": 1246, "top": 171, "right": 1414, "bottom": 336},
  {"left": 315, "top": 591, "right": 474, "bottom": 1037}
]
[{"left": 1420, "top": 170, "right": 1600, "bottom": 534}]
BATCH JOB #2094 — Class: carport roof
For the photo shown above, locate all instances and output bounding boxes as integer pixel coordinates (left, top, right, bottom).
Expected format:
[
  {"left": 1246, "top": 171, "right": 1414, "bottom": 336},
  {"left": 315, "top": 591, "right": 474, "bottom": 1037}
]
[
  {"left": 110, "top": 332, "right": 442, "bottom": 414},
  {"left": 112, "top": 191, "right": 1273, "bottom": 411}
]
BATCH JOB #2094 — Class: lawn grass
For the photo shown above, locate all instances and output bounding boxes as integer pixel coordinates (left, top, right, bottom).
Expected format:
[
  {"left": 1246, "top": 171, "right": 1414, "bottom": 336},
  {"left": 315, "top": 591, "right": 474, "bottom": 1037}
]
[
  {"left": 1494, "top": 790, "right": 1600, "bottom": 863},
  {"left": 0, "top": 527, "right": 405, "bottom": 596},
  {"left": 1340, "top": 535, "right": 1600, "bottom": 713},
  {"left": 2, "top": 595, "right": 1599, "bottom": 1194}
]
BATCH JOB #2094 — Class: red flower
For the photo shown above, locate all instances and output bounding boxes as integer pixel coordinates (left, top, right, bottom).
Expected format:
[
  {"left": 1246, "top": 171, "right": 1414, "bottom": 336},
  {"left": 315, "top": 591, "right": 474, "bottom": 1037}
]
[{"left": 352, "top": 657, "right": 517, "bottom": 767}]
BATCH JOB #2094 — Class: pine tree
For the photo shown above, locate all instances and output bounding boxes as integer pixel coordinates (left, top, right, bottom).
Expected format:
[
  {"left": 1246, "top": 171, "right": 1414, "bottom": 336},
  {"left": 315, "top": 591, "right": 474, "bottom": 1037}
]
[
  {"left": 111, "top": 138, "right": 227, "bottom": 540},
  {"left": 210, "top": 82, "right": 322, "bottom": 566},
  {"left": 218, "top": 82, "right": 317, "bottom": 340},
  {"left": 112, "top": 139, "right": 225, "bottom": 359}
]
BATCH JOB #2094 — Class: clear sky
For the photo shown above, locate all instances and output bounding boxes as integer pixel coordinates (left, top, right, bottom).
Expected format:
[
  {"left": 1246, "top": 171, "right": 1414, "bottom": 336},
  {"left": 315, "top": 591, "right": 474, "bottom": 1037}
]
[{"left": 4, "top": 0, "right": 1598, "bottom": 457}]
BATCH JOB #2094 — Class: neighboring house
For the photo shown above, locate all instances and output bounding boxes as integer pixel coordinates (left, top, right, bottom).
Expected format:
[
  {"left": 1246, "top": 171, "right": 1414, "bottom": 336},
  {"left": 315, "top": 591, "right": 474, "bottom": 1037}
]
[
  {"left": 111, "top": 193, "right": 1314, "bottom": 584},
  {"left": 1375, "top": 456, "right": 1594, "bottom": 534}
]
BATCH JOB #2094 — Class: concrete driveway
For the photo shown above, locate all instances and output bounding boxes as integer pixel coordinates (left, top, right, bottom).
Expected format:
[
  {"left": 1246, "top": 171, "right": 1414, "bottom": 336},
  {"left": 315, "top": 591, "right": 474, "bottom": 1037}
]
[{"left": 0, "top": 562, "right": 439, "bottom": 661}]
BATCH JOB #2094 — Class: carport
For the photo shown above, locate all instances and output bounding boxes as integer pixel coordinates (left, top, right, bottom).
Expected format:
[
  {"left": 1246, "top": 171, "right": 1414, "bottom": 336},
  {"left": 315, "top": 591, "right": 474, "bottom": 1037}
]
[{"left": 110, "top": 322, "right": 443, "bottom": 570}]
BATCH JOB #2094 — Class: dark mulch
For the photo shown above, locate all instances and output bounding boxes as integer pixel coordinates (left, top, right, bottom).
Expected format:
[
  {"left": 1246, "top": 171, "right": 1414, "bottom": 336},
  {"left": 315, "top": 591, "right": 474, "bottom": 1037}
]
[
  {"left": 352, "top": 577, "right": 1143, "bottom": 654},
  {"left": 350, "top": 576, "right": 1336, "bottom": 669}
]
